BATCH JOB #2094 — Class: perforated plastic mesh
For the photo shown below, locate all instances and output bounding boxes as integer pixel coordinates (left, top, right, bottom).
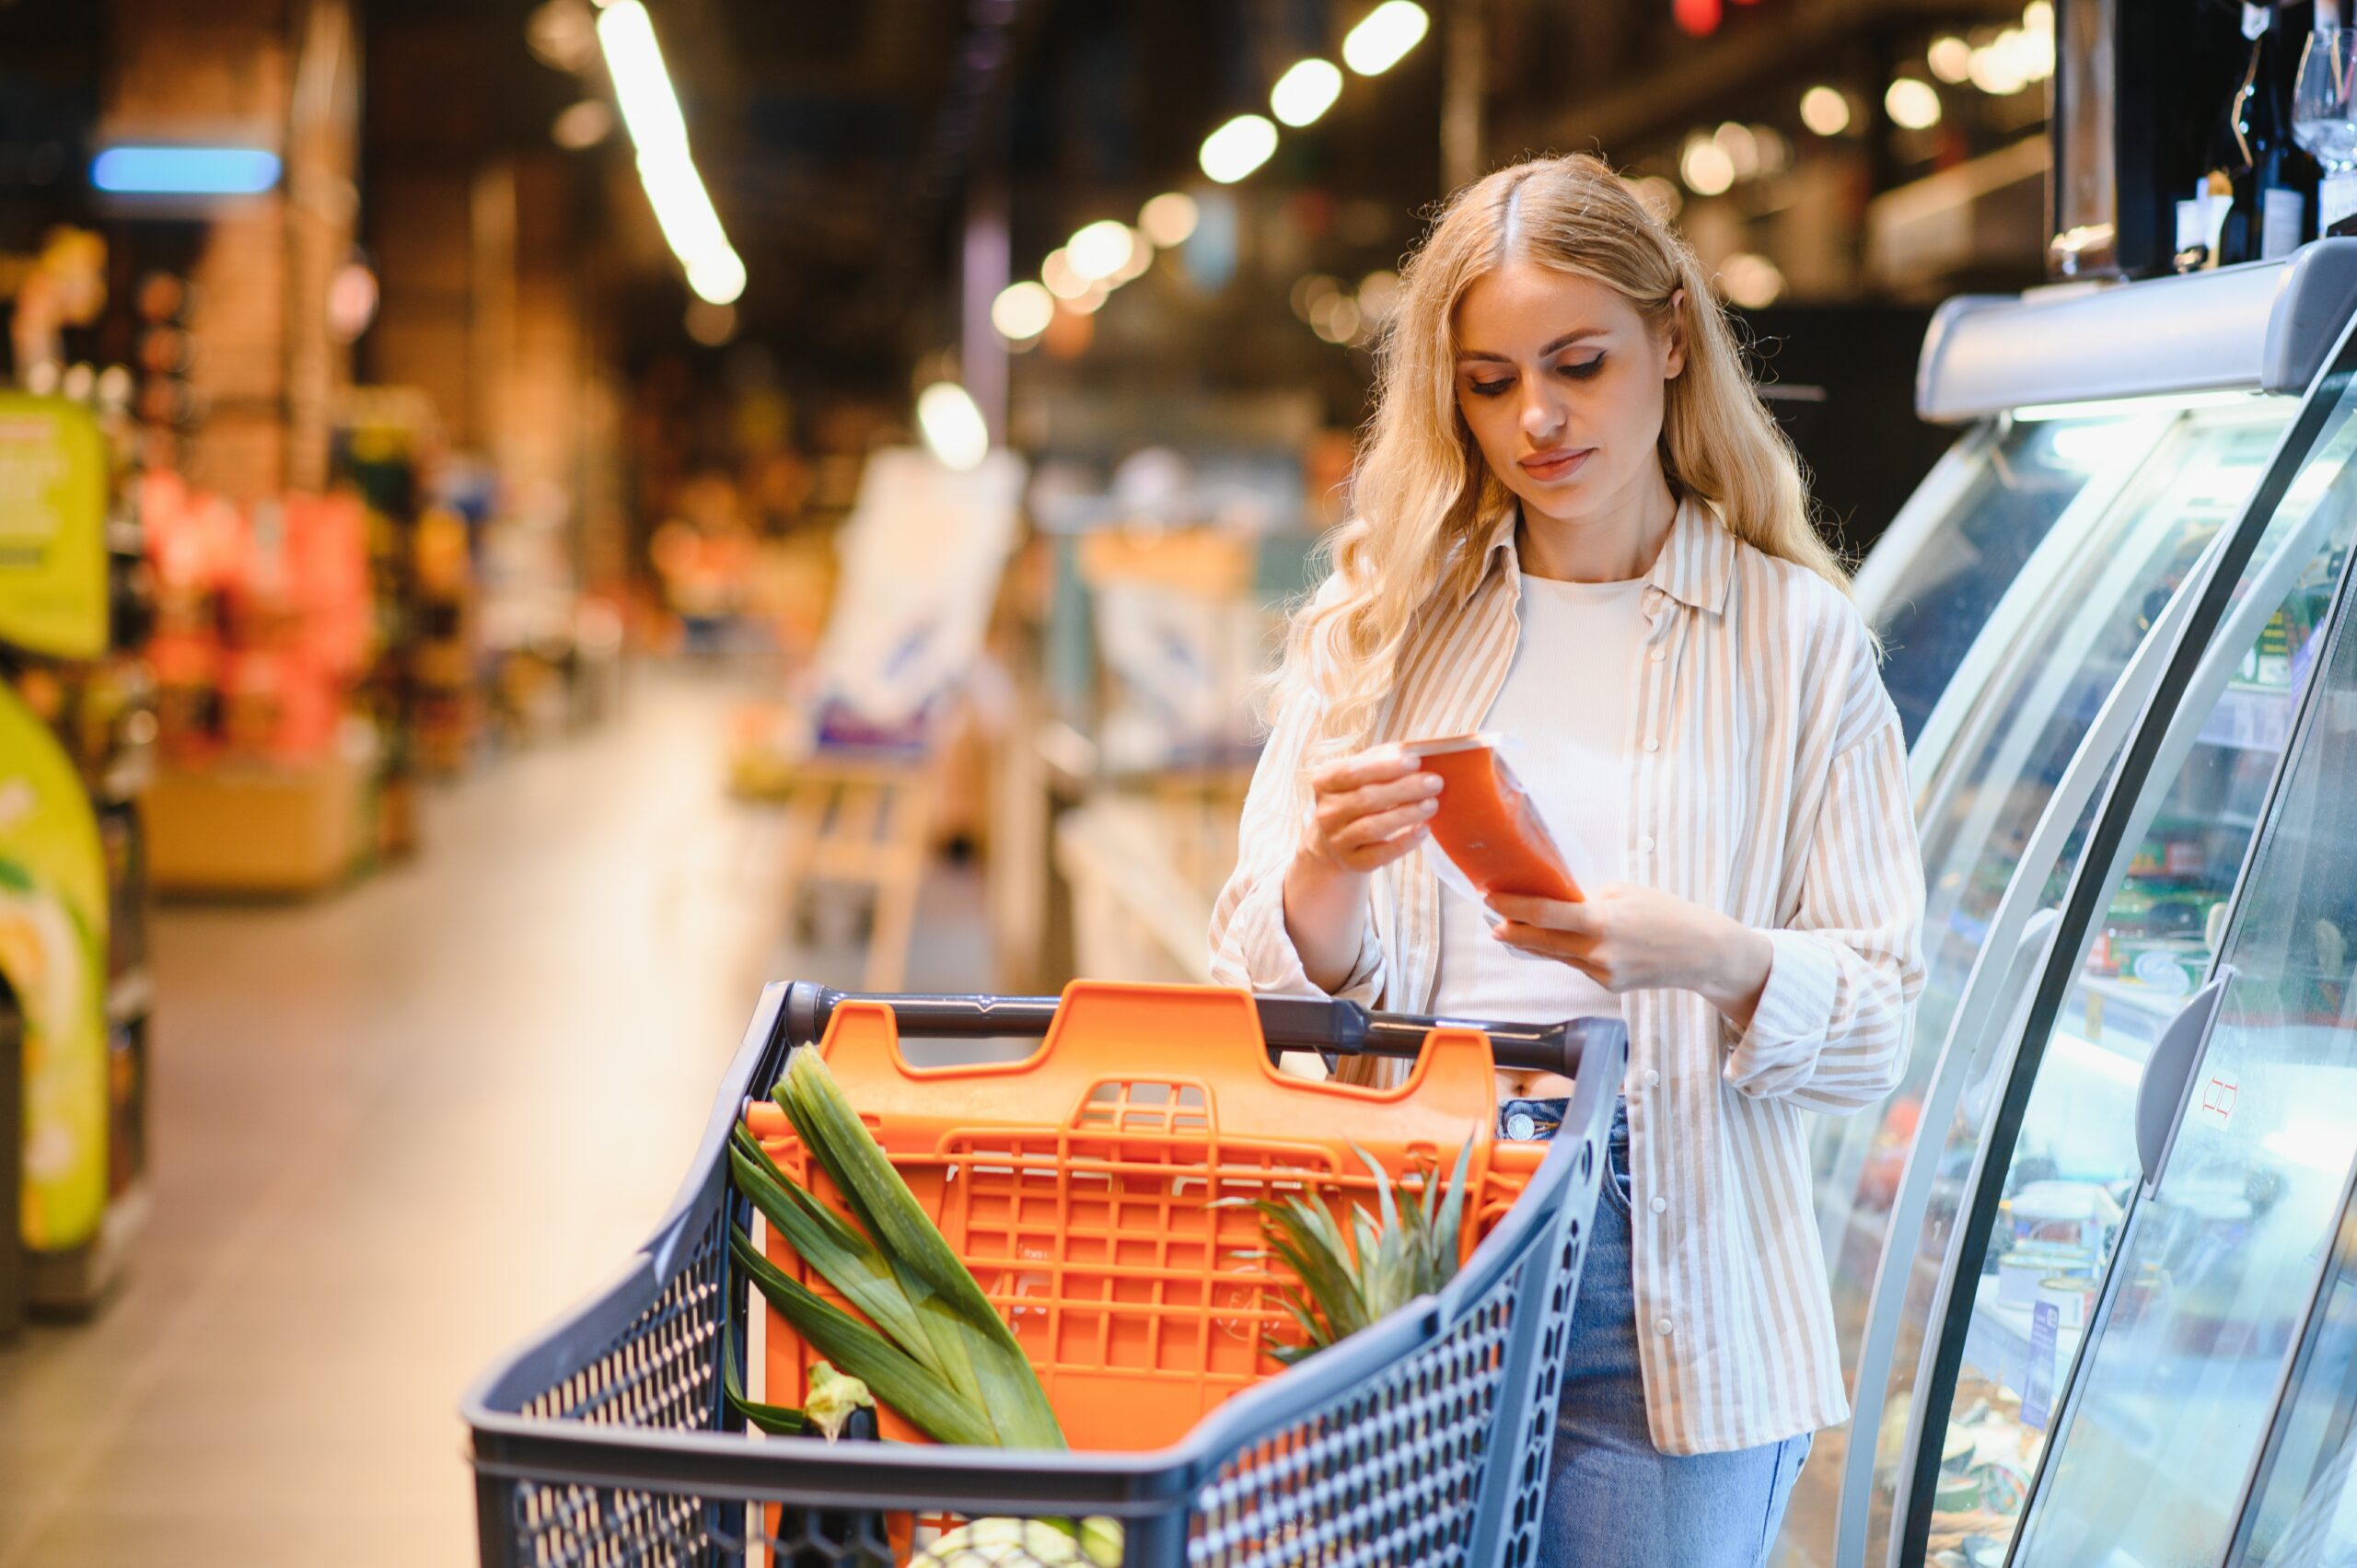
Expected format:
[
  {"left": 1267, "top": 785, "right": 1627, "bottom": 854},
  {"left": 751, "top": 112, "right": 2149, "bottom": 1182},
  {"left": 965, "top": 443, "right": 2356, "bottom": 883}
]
[
  {"left": 519, "top": 1213, "right": 727, "bottom": 1429},
  {"left": 508, "top": 1485, "right": 905, "bottom": 1567},
  {"left": 1185, "top": 1257, "right": 1514, "bottom": 1567},
  {"left": 1497, "top": 1220, "right": 1584, "bottom": 1567}
]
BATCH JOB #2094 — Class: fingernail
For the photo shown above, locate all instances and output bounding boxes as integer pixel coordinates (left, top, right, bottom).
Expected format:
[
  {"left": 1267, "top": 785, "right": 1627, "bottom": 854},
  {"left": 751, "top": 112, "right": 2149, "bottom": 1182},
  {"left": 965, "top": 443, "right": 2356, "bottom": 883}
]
[
  {"left": 1420, "top": 773, "right": 1444, "bottom": 792},
  {"left": 1419, "top": 798, "right": 1438, "bottom": 813}
]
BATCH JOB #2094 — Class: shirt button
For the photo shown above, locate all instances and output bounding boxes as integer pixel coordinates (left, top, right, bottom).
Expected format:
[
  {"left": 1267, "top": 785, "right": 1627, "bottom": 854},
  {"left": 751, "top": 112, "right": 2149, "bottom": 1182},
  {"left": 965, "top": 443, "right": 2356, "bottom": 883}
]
[
  {"left": 1643, "top": 1069, "right": 1660, "bottom": 1088},
  {"left": 1644, "top": 738, "right": 1661, "bottom": 753},
  {"left": 1649, "top": 647, "right": 1666, "bottom": 664},
  {"left": 1638, "top": 834, "right": 1655, "bottom": 853},
  {"left": 1655, "top": 1318, "right": 1675, "bottom": 1337},
  {"left": 1651, "top": 1195, "right": 1668, "bottom": 1214}
]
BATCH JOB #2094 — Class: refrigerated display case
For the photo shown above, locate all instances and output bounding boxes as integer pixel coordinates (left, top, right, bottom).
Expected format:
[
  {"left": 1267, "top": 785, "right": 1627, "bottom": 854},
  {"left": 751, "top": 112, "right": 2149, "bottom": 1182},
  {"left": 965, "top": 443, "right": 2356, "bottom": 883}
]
[
  {"left": 1782, "top": 243, "right": 2357, "bottom": 1568},
  {"left": 1824, "top": 298, "right": 2357, "bottom": 1568}
]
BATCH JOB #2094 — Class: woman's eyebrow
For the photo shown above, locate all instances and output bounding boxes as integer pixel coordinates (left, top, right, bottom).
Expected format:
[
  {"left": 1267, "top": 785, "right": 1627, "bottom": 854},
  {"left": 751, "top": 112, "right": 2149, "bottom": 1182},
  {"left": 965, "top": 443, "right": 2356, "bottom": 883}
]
[{"left": 1455, "top": 327, "right": 1607, "bottom": 364}]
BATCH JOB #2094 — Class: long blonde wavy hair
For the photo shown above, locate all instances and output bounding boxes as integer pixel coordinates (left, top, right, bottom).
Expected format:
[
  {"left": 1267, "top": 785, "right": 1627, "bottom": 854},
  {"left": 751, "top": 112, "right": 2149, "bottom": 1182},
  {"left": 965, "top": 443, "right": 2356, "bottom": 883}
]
[{"left": 1272, "top": 153, "right": 1852, "bottom": 753}]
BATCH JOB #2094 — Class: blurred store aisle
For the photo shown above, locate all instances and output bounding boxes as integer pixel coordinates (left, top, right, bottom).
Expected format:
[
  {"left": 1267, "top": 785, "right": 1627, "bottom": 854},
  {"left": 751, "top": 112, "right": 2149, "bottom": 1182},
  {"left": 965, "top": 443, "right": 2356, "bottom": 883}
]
[{"left": 0, "top": 667, "right": 982, "bottom": 1566}]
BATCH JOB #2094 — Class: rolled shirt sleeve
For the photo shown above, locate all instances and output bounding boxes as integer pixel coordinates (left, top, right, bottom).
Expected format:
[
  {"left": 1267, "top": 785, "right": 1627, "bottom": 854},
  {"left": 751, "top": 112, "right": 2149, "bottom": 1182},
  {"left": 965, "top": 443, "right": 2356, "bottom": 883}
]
[{"left": 1723, "top": 673, "right": 1927, "bottom": 1112}]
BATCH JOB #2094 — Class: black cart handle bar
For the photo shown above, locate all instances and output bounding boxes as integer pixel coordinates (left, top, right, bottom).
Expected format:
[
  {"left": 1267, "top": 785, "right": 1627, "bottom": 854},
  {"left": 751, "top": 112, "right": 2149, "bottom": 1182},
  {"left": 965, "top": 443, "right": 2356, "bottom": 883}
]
[{"left": 782, "top": 983, "right": 1595, "bottom": 1081}]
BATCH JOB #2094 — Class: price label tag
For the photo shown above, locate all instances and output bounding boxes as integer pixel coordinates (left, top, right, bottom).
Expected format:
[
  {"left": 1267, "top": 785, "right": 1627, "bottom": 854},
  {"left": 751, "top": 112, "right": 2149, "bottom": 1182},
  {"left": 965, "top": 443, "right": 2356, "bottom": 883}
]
[{"left": 2021, "top": 1300, "right": 2061, "bottom": 1430}]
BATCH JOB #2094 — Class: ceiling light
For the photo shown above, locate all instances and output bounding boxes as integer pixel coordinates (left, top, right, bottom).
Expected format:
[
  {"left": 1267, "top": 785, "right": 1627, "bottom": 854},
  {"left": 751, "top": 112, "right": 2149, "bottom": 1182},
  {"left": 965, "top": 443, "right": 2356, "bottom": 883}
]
[
  {"left": 599, "top": 1, "right": 689, "bottom": 159},
  {"left": 1291, "top": 273, "right": 1342, "bottom": 323},
  {"left": 1201, "top": 114, "right": 1279, "bottom": 183},
  {"left": 1927, "top": 36, "right": 1973, "bottom": 85},
  {"left": 1139, "top": 192, "right": 1199, "bottom": 247},
  {"left": 552, "top": 99, "right": 614, "bottom": 149},
  {"left": 91, "top": 146, "right": 281, "bottom": 195},
  {"left": 1886, "top": 77, "right": 1943, "bottom": 130},
  {"left": 1718, "top": 252, "right": 1785, "bottom": 308},
  {"left": 1800, "top": 85, "right": 1851, "bottom": 136},
  {"left": 1041, "top": 248, "right": 1088, "bottom": 299},
  {"left": 598, "top": 1, "right": 744, "bottom": 305},
  {"left": 525, "top": 0, "right": 599, "bottom": 73},
  {"left": 1968, "top": 39, "right": 2029, "bottom": 96},
  {"left": 1271, "top": 58, "right": 1344, "bottom": 127},
  {"left": 1628, "top": 175, "right": 1684, "bottom": 222},
  {"left": 684, "top": 297, "right": 737, "bottom": 346},
  {"left": 1342, "top": 2, "right": 1429, "bottom": 76},
  {"left": 916, "top": 382, "right": 990, "bottom": 471},
  {"left": 2017, "top": 24, "right": 2056, "bottom": 81},
  {"left": 1713, "top": 122, "right": 1760, "bottom": 180},
  {"left": 1310, "top": 293, "right": 1363, "bottom": 343},
  {"left": 1111, "top": 238, "right": 1154, "bottom": 284},
  {"left": 1680, "top": 134, "right": 1736, "bottom": 197},
  {"left": 991, "top": 280, "right": 1055, "bottom": 341},
  {"left": 1066, "top": 219, "right": 1138, "bottom": 283}
]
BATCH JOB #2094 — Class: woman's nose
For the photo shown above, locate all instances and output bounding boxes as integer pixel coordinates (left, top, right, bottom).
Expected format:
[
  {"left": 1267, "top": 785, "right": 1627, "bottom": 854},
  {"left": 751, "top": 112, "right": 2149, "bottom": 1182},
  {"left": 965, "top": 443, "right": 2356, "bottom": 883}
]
[{"left": 1519, "top": 383, "right": 1563, "bottom": 442}]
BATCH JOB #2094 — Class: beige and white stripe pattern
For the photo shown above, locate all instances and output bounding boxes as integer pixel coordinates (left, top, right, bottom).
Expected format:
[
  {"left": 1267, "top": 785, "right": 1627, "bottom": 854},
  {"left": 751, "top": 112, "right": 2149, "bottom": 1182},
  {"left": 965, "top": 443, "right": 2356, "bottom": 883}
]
[{"left": 1209, "top": 495, "right": 1926, "bottom": 1456}]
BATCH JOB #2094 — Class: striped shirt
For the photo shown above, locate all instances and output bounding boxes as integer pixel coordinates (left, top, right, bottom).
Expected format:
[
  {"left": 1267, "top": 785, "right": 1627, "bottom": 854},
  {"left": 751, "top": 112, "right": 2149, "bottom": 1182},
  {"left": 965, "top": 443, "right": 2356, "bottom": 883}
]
[{"left": 1208, "top": 495, "right": 1926, "bottom": 1455}]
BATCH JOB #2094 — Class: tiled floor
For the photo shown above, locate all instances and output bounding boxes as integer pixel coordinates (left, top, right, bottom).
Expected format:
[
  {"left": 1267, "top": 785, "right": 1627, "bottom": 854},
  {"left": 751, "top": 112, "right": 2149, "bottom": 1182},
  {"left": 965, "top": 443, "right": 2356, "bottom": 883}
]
[{"left": 0, "top": 666, "right": 992, "bottom": 1565}]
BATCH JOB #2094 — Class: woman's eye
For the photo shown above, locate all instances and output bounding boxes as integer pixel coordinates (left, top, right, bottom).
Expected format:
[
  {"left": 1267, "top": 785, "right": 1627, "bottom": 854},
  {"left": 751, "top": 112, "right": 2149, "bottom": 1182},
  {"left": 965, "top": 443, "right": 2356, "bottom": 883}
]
[
  {"left": 1468, "top": 379, "right": 1514, "bottom": 398},
  {"left": 1558, "top": 356, "right": 1606, "bottom": 380}
]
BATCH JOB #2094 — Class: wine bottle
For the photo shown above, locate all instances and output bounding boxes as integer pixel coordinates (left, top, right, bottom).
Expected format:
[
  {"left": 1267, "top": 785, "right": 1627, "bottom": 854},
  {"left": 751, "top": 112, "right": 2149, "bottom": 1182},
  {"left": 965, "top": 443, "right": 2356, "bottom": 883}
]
[
  {"left": 2206, "top": 5, "right": 2316, "bottom": 265},
  {"left": 2247, "top": 5, "right": 2317, "bottom": 257}
]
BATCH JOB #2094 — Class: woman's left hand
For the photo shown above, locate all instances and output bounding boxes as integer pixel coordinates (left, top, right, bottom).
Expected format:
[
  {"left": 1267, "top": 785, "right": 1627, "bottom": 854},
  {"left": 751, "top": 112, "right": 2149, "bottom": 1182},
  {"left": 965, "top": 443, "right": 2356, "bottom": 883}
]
[{"left": 1486, "top": 885, "right": 1776, "bottom": 1029}]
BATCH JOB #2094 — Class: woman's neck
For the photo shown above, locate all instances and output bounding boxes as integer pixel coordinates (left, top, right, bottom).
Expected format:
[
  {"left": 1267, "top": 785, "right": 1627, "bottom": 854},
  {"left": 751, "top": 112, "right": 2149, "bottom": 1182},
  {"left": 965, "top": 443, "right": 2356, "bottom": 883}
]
[{"left": 1514, "top": 468, "right": 1680, "bottom": 585}]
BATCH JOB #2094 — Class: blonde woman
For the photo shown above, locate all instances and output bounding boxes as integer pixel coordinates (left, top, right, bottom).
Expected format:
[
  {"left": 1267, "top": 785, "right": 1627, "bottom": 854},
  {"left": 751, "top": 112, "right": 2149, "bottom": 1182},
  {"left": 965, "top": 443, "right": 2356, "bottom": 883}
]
[{"left": 1210, "top": 154, "right": 1925, "bottom": 1565}]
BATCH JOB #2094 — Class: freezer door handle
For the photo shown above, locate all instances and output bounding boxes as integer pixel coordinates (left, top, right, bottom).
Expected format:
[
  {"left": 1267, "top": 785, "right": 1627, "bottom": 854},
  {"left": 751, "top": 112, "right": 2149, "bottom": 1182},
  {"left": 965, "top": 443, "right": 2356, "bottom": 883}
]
[{"left": 2135, "top": 969, "right": 2235, "bottom": 1194}]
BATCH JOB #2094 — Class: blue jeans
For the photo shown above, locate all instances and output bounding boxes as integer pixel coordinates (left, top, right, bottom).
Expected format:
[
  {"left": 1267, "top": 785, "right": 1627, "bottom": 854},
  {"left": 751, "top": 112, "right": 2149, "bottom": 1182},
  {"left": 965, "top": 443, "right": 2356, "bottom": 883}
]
[{"left": 1535, "top": 1101, "right": 1812, "bottom": 1568}]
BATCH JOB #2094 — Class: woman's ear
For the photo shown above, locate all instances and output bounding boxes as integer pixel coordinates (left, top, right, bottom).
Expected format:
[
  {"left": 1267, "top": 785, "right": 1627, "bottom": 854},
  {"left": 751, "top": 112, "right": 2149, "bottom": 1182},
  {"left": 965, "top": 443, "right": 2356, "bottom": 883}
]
[{"left": 1664, "top": 287, "right": 1689, "bottom": 380}]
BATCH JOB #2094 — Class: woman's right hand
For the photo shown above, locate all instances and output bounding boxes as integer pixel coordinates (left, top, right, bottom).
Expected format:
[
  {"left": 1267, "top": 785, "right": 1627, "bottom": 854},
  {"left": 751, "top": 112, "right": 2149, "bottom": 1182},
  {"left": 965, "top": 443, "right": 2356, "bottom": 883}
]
[
  {"left": 1283, "top": 745, "right": 1442, "bottom": 993},
  {"left": 1299, "top": 745, "right": 1444, "bottom": 875}
]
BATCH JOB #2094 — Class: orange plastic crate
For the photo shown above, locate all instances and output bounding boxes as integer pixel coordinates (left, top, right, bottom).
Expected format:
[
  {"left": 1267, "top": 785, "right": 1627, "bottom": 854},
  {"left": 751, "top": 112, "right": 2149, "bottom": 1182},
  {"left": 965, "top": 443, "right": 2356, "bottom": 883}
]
[{"left": 744, "top": 981, "right": 1541, "bottom": 1450}]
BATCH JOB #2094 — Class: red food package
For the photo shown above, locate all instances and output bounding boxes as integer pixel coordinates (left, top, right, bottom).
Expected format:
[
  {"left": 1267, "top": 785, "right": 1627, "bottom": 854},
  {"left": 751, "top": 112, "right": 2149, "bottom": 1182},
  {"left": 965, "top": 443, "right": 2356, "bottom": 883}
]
[{"left": 1403, "top": 732, "right": 1584, "bottom": 903}]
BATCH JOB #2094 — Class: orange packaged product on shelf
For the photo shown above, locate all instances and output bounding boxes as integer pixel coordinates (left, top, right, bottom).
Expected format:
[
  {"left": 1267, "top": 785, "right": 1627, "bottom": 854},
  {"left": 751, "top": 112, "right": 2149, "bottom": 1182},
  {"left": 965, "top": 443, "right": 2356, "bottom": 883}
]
[{"left": 1404, "top": 731, "right": 1585, "bottom": 903}]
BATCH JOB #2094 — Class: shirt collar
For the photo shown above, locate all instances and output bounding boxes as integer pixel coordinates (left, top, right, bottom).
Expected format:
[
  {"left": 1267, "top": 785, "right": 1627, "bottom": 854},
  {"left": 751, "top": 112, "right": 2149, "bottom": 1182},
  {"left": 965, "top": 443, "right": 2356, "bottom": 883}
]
[{"left": 1464, "top": 493, "right": 1735, "bottom": 616}]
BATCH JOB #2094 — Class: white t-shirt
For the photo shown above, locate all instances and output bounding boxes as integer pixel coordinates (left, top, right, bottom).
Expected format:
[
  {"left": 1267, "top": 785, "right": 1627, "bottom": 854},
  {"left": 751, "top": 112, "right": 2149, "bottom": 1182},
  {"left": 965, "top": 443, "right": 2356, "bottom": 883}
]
[{"left": 1431, "top": 573, "right": 1646, "bottom": 1028}]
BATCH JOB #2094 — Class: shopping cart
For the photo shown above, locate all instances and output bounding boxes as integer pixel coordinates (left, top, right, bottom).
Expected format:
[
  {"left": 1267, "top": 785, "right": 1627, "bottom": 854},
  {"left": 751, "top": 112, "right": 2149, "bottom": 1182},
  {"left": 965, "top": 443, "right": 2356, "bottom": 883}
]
[{"left": 464, "top": 981, "right": 1626, "bottom": 1567}]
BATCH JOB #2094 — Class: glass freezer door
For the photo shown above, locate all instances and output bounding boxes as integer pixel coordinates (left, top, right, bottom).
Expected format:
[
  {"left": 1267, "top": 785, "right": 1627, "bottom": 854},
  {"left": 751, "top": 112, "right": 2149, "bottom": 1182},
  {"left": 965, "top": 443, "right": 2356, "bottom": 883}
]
[
  {"left": 1892, "top": 352, "right": 2357, "bottom": 1568},
  {"left": 2012, "top": 405, "right": 2357, "bottom": 1563},
  {"left": 1864, "top": 418, "right": 2160, "bottom": 749},
  {"left": 1790, "top": 401, "right": 2295, "bottom": 1568}
]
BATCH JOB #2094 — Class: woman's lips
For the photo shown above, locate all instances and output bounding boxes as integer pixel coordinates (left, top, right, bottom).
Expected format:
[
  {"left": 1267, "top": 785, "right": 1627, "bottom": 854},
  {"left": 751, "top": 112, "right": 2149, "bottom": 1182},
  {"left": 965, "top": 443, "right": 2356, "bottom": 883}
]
[{"left": 1519, "top": 447, "right": 1593, "bottom": 481}]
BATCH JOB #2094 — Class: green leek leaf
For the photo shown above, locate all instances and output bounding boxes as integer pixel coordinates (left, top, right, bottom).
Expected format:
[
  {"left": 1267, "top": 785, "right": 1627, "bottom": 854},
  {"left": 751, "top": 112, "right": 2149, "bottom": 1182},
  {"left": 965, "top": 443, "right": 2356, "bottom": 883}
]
[{"left": 728, "top": 1225, "right": 999, "bottom": 1447}]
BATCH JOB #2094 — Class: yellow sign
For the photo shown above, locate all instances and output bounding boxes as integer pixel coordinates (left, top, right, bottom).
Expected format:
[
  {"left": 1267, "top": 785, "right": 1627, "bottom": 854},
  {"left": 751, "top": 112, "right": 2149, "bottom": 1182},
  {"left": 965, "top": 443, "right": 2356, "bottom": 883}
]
[
  {"left": 0, "top": 394, "right": 107, "bottom": 660},
  {"left": 0, "top": 683, "right": 108, "bottom": 1251}
]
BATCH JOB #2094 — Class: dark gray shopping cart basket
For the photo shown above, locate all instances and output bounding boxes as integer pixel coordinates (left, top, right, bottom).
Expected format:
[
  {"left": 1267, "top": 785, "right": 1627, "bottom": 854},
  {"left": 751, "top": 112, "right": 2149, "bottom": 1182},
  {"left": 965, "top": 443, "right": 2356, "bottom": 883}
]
[{"left": 463, "top": 981, "right": 1625, "bottom": 1567}]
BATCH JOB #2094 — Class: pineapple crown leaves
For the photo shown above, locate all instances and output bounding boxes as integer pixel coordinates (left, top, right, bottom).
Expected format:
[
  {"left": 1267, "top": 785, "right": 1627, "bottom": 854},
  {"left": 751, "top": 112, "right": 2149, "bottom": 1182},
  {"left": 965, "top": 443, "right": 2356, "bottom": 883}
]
[{"left": 1217, "top": 1141, "right": 1476, "bottom": 1362}]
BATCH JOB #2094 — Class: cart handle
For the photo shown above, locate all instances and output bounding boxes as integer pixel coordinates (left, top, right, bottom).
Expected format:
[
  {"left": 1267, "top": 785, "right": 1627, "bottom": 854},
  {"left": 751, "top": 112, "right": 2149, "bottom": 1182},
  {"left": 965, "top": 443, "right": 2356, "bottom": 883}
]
[{"left": 781, "top": 982, "right": 1594, "bottom": 1080}]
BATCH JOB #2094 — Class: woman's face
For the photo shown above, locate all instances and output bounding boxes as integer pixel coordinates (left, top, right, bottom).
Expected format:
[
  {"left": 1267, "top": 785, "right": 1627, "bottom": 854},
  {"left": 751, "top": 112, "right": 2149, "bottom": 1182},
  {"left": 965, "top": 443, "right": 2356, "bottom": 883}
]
[{"left": 1451, "top": 259, "right": 1684, "bottom": 530}]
